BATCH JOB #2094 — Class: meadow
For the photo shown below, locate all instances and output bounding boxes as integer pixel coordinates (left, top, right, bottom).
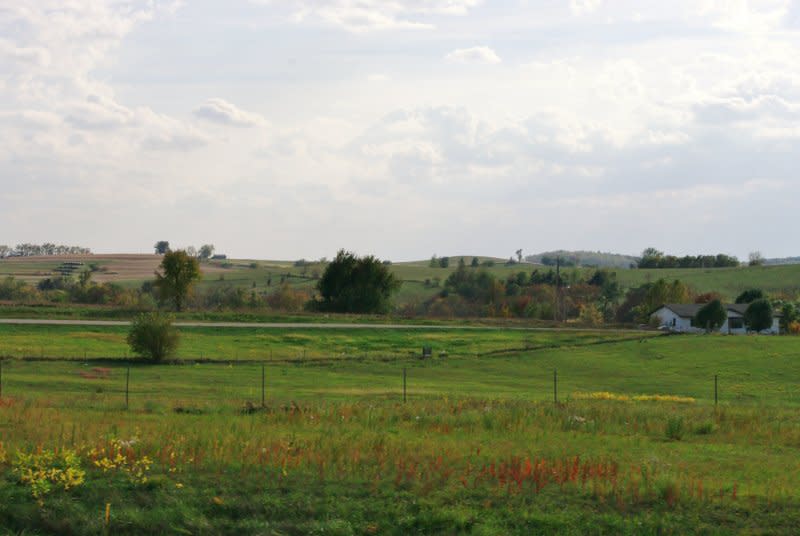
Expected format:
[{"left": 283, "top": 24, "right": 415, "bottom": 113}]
[{"left": 1, "top": 333, "right": 800, "bottom": 533}]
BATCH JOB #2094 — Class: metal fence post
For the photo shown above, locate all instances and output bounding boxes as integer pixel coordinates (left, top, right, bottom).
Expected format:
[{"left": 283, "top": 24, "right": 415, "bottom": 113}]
[
  {"left": 125, "top": 366, "right": 130, "bottom": 410},
  {"left": 553, "top": 369, "right": 558, "bottom": 404},
  {"left": 403, "top": 367, "right": 407, "bottom": 403},
  {"left": 261, "top": 362, "right": 266, "bottom": 407},
  {"left": 714, "top": 374, "right": 718, "bottom": 407}
]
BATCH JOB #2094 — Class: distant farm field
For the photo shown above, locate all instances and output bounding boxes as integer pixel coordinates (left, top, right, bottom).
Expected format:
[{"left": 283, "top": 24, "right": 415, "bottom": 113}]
[{"left": 3, "top": 255, "right": 799, "bottom": 310}]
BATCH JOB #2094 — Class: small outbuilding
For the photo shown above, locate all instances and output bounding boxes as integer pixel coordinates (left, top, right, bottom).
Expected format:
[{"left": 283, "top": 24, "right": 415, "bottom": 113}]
[{"left": 650, "top": 303, "right": 780, "bottom": 334}]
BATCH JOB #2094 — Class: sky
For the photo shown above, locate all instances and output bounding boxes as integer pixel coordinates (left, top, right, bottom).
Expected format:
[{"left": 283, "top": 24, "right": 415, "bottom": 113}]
[{"left": 2, "top": 0, "right": 800, "bottom": 261}]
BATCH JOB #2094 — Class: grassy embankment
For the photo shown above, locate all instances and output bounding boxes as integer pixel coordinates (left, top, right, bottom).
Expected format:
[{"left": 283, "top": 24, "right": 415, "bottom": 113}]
[{"left": 1, "top": 335, "right": 800, "bottom": 533}]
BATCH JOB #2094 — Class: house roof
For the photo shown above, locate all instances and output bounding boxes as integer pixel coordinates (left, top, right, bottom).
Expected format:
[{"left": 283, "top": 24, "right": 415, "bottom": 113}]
[{"left": 657, "top": 303, "right": 780, "bottom": 318}]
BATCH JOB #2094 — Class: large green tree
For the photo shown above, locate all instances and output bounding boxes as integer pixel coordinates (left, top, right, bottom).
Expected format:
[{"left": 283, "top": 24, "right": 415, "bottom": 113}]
[
  {"left": 312, "top": 250, "right": 400, "bottom": 313},
  {"left": 744, "top": 299, "right": 774, "bottom": 332},
  {"left": 154, "top": 250, "right": 201, "bottom": 312},
  {"left": 694, "top": 299, "right": 727, "bottom": 332}
]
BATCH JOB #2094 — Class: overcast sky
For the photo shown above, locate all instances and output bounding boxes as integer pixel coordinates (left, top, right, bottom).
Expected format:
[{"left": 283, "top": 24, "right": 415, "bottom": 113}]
[{"left": 2, "top": 1, "right": 799, "bottom": 261}]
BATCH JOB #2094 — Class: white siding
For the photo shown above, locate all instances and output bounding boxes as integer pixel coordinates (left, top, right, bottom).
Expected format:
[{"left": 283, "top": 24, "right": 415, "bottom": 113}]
[
  {"left": 651, "top": 307, "right": 700, "bottom": 333},
  {"left": 651, "top": 306, "right": 781, "bottom": 335}
]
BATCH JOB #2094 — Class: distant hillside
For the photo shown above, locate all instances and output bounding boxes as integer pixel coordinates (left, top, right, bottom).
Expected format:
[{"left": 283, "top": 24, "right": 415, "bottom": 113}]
[
  {"left": 526, "top": 250, "right": 637, "bottom": 269},
  {"left": 765, "top": 257, "right": 800, "bottom": 266}
]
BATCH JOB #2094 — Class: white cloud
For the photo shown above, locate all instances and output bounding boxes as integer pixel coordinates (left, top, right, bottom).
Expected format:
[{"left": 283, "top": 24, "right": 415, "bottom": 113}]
[
  {"left": 570, "top": 0, "right": 603, "bottom": 16},
  {"left": 444, "top": 46, "right": 501, "bottom": 64},
  {"left": 256, "top": 0, "right": 481, "bottom": 31},
  {"left": 194, "top": 99, "right": 268, "bottom": 128},
  {"left": 4, "top": 0, "right": 800, "bottom": 259}
]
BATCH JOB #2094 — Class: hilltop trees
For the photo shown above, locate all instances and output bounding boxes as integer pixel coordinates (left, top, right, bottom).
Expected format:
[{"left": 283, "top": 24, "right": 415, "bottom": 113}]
[
  {"left": 154, "top": 250, "right": 201, "bottom": 312},
  {"left": 311, "top": 250, "right": 401, "bottom": 314},
  {"left": 199, "top": 244, "right": 215, "bottom": 260},
  {"left": 637, "top": 248, "right": 739, "bottom": 269},
  {"left": 748, "top": 251, "right": 765, "bottom": 266},
  {"left": 154, "top": 241, "right": 170, "bottom": 255},
  {"left": 0, "top": 244, "right": 90, "bottom": 257}
]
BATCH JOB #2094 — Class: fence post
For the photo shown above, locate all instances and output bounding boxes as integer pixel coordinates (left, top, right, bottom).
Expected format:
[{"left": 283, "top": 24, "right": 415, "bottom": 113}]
[
  {"left": 714, "top": 374, "right": 718, "bottom": 407},
  {"left": 125, "top": 366, "right": 130, "bottom": 410},
  {"left": 261, "top": 362, "right": 266, "bottom": 407},
  {"left": 403, "top": 367, "right": 407, "bottom": 403},
  {"left": 0, "top": 359, "right": 3, "bottom": 398},
  {"left": 553, "top": 369, "right": 558, "bottom": 404}
]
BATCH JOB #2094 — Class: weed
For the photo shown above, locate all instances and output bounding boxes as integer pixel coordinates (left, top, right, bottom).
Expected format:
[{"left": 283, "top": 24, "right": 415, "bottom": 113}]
[
  {"left": 693, "top": 422, "right": 714, "bottom": 435},
  {"left": 665, "top": 417, "right": 685, "bottom": 441}
]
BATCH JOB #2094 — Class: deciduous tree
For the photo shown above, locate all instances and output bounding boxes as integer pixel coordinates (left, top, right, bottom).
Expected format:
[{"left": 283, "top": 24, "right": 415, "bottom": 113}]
[
  {"left": 735, "top": 289, "right": 764, "bottom": 304},
  {"left": 744, "top": 299, "right": 773, "bottom": 332},
  {"left": 154, "top": 250, "right": 201, "bottom": 312},
  {"left": 694, "top": 299, "right": 727, "bottom": 332},
  {"left": 154, "top": 241, "right": 170, "bottom": 255},
  {"left": 311, "top": 250, "right": 401, "bottom": 314}
]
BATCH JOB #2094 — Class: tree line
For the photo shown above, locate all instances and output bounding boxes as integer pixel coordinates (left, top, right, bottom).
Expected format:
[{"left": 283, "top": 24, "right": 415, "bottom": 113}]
[
  {"left": 637, "top": 248, "right": 740, "bottom": 269},
  {"left": 0, "top": 243, "right": 91, "bottom": 258}
]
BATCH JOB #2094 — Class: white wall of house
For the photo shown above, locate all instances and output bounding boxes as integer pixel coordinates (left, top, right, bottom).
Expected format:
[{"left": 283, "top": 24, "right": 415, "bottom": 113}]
[
  {"left": 769, "top": 317, "right": 780, "bottom": 334},
  {"left": 652, "top": 307, "right": 701, "bottom": 333},
  {"left": 651, "top": 306, "right": 780, "bottom": 334}
]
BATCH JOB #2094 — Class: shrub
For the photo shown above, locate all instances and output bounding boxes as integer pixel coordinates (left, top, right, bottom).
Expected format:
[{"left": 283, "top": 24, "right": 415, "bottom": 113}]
[
  {"left": 693, "top": 422, "right": 714, "bottom": 435},
  {"left": 127, "top": 312, "right": 179, "bottom": 362},
  {"left": 13, "top": 449, "right": 85, "bottom": 503},
  {"left": 665, "top": 417, "right": 684, "bottom": 441}
]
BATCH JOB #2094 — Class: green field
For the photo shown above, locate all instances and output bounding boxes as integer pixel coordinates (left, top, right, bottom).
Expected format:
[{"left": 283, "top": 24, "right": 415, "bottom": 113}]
[
  {"left": 0, "top": 324, "right": 651, "bottom": 361},
  {"left": 2, "top": 332, "right": 800, "bottom": 533}
]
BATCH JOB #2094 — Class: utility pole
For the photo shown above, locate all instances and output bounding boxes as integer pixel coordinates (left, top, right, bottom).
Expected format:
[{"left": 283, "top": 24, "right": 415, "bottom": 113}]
[{"left": 555, "top": 256, "right": 563, "bottom": 322}]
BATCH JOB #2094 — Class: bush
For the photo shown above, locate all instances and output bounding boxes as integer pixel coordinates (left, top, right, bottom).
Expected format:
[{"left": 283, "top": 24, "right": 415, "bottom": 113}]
[
  {"left": 126, "top": 312, "right": 179, "bottom": 362},
  {"left": 693, "top": 422, "right": 714, "bottom": 435},
  {"left": 665, "top": 417, "right": 684, "bottom": 441}
]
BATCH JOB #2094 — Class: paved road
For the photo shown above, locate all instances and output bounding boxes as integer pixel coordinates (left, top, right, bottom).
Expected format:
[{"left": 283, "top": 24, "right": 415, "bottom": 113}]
[{"left": 0, "top": 318, "right": 646, "bottom": 333}]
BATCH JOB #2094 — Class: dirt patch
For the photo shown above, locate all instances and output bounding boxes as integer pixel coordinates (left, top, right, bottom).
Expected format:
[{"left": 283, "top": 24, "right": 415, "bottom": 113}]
[{"left": 78, "top": 367, "right": 112, "bottom": 380}]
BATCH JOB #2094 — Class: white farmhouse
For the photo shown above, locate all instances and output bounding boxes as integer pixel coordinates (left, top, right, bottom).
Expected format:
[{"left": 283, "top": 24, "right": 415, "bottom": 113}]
[{"left": 650, "top": 303, "right": 780, "bottom": 334}]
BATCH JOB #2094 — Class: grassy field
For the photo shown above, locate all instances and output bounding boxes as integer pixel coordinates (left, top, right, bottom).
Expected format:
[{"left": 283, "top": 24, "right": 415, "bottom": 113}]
[
  {"left": 0, "top": 324, "right": 652, "bottom": 360},
  {"left": 2, "top": 334, "right": 800, "bottom": 533}
]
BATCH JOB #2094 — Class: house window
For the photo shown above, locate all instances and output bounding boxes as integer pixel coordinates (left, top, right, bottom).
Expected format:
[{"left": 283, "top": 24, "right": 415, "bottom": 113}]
[{"left": 729, "top": 318, "right": 744, "bottom": 329}]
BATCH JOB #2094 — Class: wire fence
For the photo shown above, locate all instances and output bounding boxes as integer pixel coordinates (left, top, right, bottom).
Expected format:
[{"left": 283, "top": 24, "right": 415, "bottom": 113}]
[{"left": 1, "top": 357, "right": 797, "bottom": 411}]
